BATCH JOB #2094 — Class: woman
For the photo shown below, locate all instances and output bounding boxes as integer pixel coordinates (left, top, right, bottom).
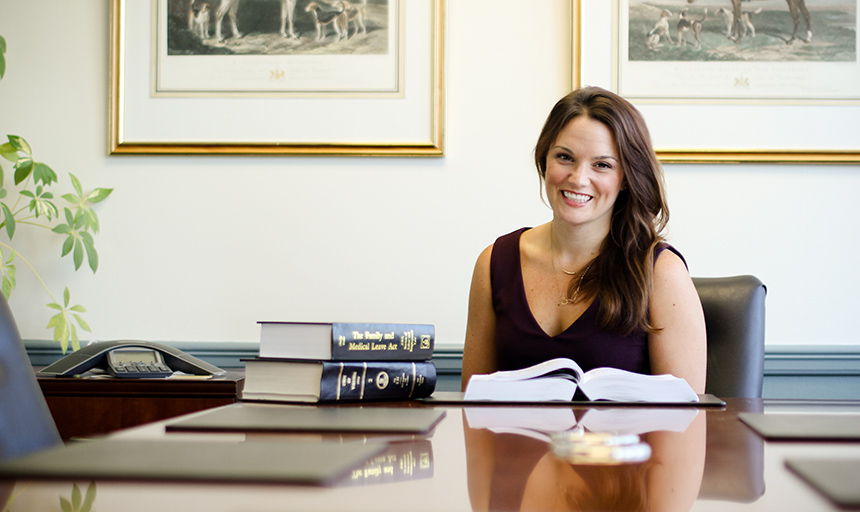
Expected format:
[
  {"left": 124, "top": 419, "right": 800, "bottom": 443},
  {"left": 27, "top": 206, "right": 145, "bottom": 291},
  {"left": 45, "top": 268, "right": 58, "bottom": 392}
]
[{"left": 461, "top": 86, "right": 706, "bottom": 393}]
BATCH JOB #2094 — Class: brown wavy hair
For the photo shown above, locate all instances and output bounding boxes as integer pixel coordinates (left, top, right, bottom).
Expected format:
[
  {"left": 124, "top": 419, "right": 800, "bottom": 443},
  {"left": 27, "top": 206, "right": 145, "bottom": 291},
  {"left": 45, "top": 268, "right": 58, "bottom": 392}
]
[{"left": 534, "top": 87, "right": 669, "bottom": 334}]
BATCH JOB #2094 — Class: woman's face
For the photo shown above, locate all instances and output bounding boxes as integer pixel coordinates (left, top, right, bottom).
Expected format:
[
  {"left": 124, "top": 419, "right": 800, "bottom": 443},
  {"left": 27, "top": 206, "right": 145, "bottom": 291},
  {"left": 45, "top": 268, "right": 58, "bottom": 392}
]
[{"left": 544, "top": 116, "right": 625, "bottom": 234}]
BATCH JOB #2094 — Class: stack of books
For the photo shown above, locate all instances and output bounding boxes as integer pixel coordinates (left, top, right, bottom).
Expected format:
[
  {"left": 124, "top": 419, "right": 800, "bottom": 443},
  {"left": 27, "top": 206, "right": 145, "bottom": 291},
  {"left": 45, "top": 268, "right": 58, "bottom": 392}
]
[{"left": 242, "top": 321, "right": 437, "bottom": 403}]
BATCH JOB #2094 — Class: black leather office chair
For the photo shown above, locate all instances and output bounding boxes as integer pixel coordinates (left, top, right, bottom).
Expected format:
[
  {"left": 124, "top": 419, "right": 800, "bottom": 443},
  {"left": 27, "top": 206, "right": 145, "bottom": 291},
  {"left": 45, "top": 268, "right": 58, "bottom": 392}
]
[
  {"left": 693, "top": 275, "right": 767, "bottom": 399},
  {"left": 0, "top": 294, "right": 62, "bottom": 461}
]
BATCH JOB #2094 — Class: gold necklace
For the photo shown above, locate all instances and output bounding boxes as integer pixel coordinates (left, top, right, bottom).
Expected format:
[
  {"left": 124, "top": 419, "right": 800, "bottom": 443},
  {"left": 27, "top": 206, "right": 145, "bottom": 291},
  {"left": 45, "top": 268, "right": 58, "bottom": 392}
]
[
  {"left": 558, "top": 260, "right": 592, "bottom": 306},
  {"left": 550, "top": 223, "right": 593, "bottom": 306}
]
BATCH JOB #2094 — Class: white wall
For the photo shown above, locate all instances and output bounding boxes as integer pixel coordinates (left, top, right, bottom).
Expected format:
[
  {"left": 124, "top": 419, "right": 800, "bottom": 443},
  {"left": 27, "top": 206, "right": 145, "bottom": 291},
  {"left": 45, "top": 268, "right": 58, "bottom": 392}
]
[{"left": 1, "top": 0, "right": 858, "bottom": 351}]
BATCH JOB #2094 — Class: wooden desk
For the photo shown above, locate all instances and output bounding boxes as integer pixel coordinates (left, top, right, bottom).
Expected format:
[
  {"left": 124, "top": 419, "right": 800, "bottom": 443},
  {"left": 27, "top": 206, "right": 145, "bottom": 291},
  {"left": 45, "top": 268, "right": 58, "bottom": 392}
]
[
  {"left": 37, "top": 370, "right": 245, "bottom": 440},
  {"left": 4, "top": 398, "right": 860, "bottom": 511}
]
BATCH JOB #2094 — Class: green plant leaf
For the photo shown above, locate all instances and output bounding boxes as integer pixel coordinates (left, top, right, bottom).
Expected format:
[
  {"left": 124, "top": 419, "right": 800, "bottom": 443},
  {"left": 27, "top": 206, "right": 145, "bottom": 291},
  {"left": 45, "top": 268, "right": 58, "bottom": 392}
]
[
  {"left": 1, "top": 274, "right": 15, "bottom": 299},
  {"left": 73, "top": 239, "right": 84, "bottom": 269},
  {"left": 53, "top": 223, "right": 72, "bottom": 234},
  {"left": 1, "top": 202, "right": 16, "bottom": 239},
  {"left": 72, "top": 482, "right": 82, "bottom": 510},
  {"left": 78, "top": 231, "right": 98, "bottom": 271},
  {"left": 13, "top": 157, "right": 34, "bottom": 185},
  {"left": 33, "top": 162, "right": 58, "bottom": 186},
  {"left": 87, "top": 187, "right": 113, "bottom": 204},
  {"left": 23, "top": 185, "right": 58, "bottom": 220},
  {"left": 0, "top": 142, "right": 17, "bottom": 163},
  {"left": 70, "top": 173, "right": 83, "bottom": 197},
  {"left": 0, "top": 248, "right": 16, "bottom": 299},
  {"left": 60, "top": 497, "right": 72, "bottom": 512},
  {"left": 47, "top": 288, "right": 87, "bottom": 353},
  {"left": 86, "top": 242, "right": 98, "bottom": 272},
  {"left": 61, "top": 234, "right": 74, "bottom": 257},
  {"left": 0, "top": 35, "right": 6, "bottom": 81},
  {"left": 8, "top": 135, "right": 31, "bottom": 155},
  {"left": 82, "top": 481, "right": 97, "bottom": 512},
  {"left": 73, "top": 314, "right": 91, "bottom": 332},
  {"left": 74, "top": 209, "right": 86, "bottom": 230},
  {"left": 84, "top": 208, "right": 100, "bottom": 234}
]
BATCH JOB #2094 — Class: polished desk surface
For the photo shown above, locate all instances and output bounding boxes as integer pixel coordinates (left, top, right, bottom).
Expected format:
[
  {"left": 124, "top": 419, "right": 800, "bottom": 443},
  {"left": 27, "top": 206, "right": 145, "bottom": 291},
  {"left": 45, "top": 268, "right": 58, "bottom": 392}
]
[
  {"left": 5, "top": 398, "right": 860, "bottom": 511},
  {"left": 36, "top": 370, "right": 245, "bottom": 440}
]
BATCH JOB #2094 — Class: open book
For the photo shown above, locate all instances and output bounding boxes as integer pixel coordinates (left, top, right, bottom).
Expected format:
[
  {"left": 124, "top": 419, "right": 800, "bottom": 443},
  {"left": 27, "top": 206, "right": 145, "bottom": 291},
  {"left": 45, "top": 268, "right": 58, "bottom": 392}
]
[{"left": 463, "top": 358, "right": 699, "bottom": 403}]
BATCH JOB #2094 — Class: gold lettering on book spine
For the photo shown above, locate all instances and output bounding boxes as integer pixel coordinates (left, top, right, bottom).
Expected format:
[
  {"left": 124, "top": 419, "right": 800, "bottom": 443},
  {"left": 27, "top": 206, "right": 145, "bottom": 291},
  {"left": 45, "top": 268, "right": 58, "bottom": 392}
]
[
  {"left": 363, "top": 331, "right": 384, "bottom": 341},
  {"left": 336, "top": 363, "right": 345, "bottom": 400},
  {"left": 360, "top": 362, "right": 367, "bottom": 400},
  {"left": 400, "top": 330, "right": 417, "bottom": 352}
]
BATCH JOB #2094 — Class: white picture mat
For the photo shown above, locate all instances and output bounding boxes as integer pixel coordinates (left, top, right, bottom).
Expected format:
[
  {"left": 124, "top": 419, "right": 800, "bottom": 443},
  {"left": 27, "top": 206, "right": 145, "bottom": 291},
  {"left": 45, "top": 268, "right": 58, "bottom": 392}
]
[
  {"left": 576, "top": 0, "right": 860, "bottom": 160},
  {"left": 618, "top": 0, "right": 860, "bottom": 100},
  {"left": 112, "top": 0, "right": 443, "bottom": 153}
]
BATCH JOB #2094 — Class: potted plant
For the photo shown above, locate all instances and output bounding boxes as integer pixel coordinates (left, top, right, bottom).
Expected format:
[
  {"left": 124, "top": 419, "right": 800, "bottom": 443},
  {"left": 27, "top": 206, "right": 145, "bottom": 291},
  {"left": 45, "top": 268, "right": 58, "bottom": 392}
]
[{"left": 0, "top": 35, "right": 113, "bottom": 354}]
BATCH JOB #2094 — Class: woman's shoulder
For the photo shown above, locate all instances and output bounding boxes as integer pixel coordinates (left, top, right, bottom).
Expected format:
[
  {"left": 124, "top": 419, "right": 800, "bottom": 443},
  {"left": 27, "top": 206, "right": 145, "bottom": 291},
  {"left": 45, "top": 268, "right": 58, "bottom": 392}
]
[
  {"left": 486, "top": 227, "right": 533, "bottom": 258},
  {"left": 496, "top": 227, "right": 532, "bottom": 244},
  {"left": 474, "top": 228, "right": 529, "bottom": 267},
  {"left": 655, "top": 242, "right": 688, "bottom": 270}
]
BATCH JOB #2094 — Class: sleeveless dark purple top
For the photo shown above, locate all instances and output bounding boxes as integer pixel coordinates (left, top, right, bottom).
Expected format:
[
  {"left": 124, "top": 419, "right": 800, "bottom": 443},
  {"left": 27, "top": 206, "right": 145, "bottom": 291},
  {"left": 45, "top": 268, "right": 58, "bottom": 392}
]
[{"left": 490, "top": 227, "right": 684, "bottom": 375}]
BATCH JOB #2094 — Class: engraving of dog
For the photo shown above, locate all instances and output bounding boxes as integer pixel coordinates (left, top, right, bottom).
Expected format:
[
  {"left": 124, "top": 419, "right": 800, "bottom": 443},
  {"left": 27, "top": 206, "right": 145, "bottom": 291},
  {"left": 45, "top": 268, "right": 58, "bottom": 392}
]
[
  {"left": 214, "top": 0, "right": 299, "bottom": 41},
  {"left": 677, "top": 8, "right": 707, "bottom": 49},
  {"left": 646, "top": 9, "right": 673, "bottom": 51}
]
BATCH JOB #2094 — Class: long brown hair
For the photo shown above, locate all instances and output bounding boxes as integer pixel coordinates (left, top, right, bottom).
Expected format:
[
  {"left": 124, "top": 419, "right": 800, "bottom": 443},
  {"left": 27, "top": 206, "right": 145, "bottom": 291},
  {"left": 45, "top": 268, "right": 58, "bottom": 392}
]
[{"left": 535, "top": 87, "right": 669, "bottom": 334}]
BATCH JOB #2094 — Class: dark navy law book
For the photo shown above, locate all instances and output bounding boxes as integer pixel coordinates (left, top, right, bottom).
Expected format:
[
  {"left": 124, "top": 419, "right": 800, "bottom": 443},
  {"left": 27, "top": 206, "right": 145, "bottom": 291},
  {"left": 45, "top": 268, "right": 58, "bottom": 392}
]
[
  {"left": 242, "top": 358, "right": 437, "bottom": 403},
  {"left": 258, "top": 321, "right": 435, "bottom": 361}
]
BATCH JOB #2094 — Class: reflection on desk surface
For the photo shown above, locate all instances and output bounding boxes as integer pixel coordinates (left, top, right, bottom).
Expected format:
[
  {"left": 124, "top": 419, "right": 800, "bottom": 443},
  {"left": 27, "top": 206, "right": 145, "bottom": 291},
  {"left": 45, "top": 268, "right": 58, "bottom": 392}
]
[
  {"left": 6, "top": 399, "right": 860, "bottom": 512},
  {"left": 464, "top": 406, "right": 708, "bottom": 512}
]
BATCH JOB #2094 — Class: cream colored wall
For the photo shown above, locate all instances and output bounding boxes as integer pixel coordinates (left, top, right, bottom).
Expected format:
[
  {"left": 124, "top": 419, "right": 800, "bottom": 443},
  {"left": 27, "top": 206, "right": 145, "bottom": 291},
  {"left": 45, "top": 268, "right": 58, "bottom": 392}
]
[{"left": 1, "top": 0, "right": 858, "bottom": 350}]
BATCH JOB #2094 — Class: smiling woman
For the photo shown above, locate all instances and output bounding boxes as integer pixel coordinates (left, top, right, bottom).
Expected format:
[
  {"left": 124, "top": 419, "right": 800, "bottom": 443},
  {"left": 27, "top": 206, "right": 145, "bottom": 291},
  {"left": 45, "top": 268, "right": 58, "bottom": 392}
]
[{"left": 461, "top": 86, "right": 707, "bottom": 395}]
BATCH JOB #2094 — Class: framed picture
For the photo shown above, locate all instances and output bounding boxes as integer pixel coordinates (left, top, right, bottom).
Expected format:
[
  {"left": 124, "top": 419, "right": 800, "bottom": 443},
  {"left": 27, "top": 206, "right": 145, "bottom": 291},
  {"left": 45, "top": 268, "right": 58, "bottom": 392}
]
[
  {"left": 574, "top": 0, "right": 860, "bottom": 163},
  {"left": 110, "top": 0, "right": 445, "bottom": 156}
]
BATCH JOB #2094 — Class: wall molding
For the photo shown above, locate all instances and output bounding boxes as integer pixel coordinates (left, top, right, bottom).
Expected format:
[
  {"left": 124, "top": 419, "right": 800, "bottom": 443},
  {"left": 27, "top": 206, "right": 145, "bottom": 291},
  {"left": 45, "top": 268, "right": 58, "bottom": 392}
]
[{"left": 26, "top": 341, "right": 860, "bottom": 398}]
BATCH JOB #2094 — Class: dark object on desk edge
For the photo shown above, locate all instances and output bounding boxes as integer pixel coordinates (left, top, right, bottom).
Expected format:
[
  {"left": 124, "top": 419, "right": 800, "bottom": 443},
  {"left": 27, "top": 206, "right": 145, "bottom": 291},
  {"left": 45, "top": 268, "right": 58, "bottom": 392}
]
[
  {"left": 0, "top": 438, "right": 386, "bottom": 486},
  {"left": 739, "top": 412, "right": 860, "bottom": 441},
  {"left": 422, "top": 391, "right": 726, "bottom": 407},
  {"left": 166, "top": 403, "right": 447, "bottom": 435},
  {"left": 786, "top": 458, "right": 860, "bottom": 508}
]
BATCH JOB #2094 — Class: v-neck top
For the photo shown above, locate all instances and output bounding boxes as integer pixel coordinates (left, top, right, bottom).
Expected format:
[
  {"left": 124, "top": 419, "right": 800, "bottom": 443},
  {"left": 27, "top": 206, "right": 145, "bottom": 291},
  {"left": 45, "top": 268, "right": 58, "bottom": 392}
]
[{"left": 490, "top": 227, "right": 682, "bottom": 374}]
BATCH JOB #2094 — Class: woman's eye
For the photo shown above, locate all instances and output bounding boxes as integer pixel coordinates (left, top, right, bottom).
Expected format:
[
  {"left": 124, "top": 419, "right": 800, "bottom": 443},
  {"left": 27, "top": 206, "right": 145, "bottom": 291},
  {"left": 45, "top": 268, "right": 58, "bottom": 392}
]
[
  {"left": 595, "top": 161, "right": 613, "bottom": 171},
  {"left": 555, "top": 152, "right": 573, "bottom": 162}
]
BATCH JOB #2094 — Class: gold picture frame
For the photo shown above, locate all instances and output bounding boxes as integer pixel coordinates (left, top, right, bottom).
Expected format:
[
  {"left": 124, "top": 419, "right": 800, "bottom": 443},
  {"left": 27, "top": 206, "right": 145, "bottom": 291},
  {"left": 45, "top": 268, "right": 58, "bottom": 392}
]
[
  {"left": 110, "top": 0, "right": 445, "bottom": 156},
  {"left": 573, "top": 0, "right": 860, "bottom": 164}
]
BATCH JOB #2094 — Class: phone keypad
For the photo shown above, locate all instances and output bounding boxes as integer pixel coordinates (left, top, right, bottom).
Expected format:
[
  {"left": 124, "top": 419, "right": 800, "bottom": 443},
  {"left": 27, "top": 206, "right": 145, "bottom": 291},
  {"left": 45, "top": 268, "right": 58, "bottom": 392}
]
[{"left": 110, "top": 361, "right": 173, "bottom": 378}]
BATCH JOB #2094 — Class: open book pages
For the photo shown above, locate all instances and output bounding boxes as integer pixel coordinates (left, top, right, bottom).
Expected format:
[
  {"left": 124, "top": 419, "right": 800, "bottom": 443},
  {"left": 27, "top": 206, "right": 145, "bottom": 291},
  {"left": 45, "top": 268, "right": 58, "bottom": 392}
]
[{"left": 463, "top": 357, "right": 699, "bottom": 403}]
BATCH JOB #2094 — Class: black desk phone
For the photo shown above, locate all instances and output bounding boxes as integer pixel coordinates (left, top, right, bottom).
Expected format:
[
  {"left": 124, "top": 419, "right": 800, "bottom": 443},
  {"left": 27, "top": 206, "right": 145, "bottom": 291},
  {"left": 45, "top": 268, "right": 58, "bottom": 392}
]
[{"left": 37, "top": 340, "right": 226, "bottom": 378}]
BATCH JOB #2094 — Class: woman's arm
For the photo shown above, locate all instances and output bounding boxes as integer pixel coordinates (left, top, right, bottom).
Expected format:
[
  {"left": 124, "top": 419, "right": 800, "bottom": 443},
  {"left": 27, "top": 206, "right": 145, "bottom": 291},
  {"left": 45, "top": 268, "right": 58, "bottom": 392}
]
[
  {"left": 461, "top": 244, "right": 498, "bottom": 390},
  {"left": 648, "top": 250, "right": 707, "bottom": 394}
]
